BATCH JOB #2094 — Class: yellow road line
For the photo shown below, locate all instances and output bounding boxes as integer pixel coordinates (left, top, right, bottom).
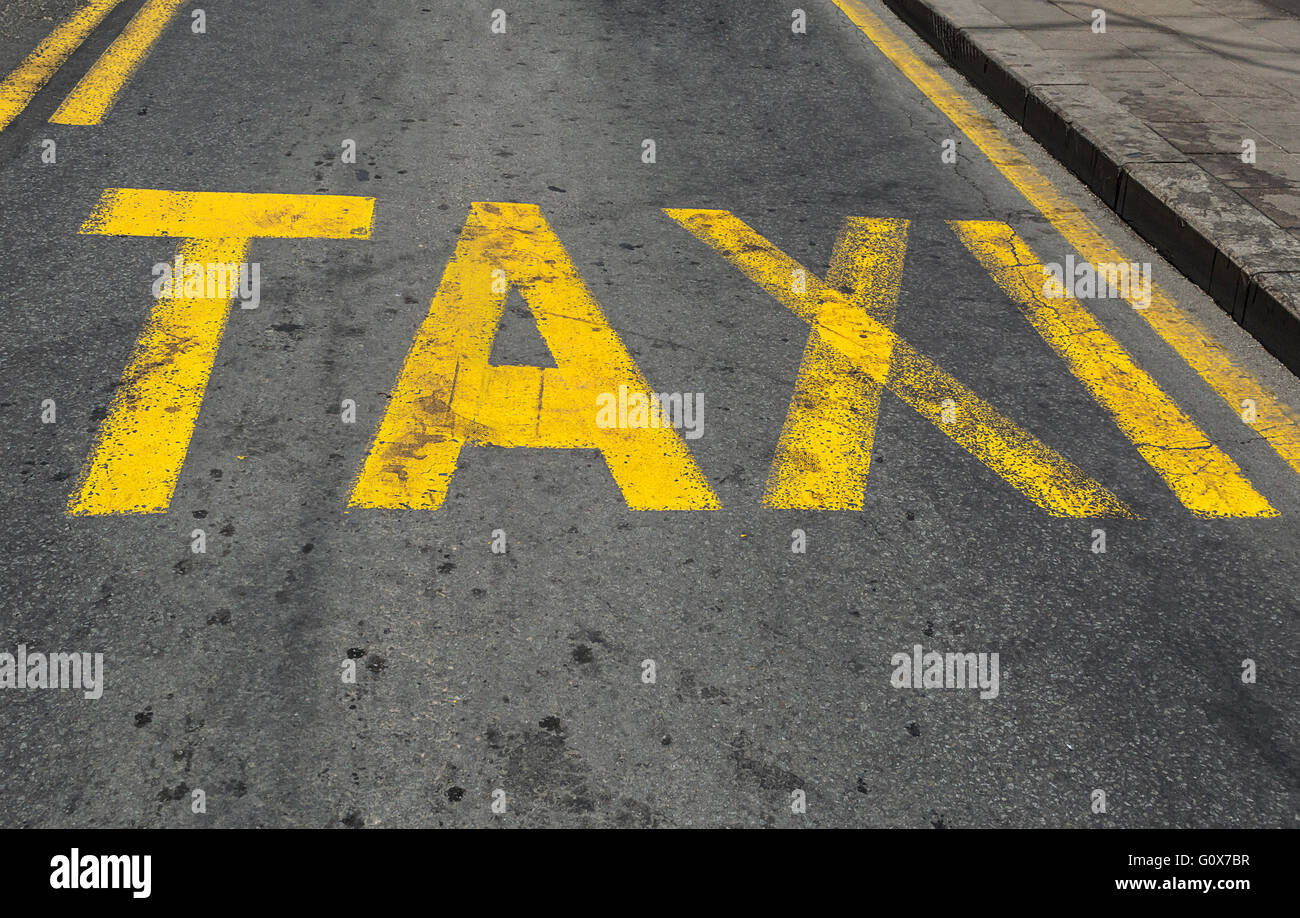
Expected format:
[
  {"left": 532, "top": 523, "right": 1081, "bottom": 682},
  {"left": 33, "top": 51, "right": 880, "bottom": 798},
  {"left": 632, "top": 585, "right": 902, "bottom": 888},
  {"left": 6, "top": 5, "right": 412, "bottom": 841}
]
[
  {"left": 832, "top": 0, "right": 1300, "bottom": 481},
  {"left": 350, "top": 202, "right": 720, "bottom": 511},
  {"left": 953, "top": 220, "right": 1276, "bottom": 518},
  {"left": 70, "top": 188, "right": 374, "bottom": 516},
  {"left": 763, "top": 217, "right": 908, "bottom": 510},
  {"left": 667, "top": 207, "right": 1136, "bottom": 518},
  {"left": 0, "top": 0, "right": 123, "bottom": 134},
  {"left": 50, "top": 0, "right": 188, "bottom": 125}
]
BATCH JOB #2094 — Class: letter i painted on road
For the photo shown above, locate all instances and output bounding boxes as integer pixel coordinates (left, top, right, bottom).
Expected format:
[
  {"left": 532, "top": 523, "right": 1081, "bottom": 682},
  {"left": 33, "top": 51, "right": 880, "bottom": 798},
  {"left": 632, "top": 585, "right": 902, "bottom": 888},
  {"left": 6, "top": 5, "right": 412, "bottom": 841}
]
[
  {"left": 350, "top": 202, "right": 720, "bottom": 511},
  {"left": 950, "top": 220, "right": 1275, "bottom": 519}
]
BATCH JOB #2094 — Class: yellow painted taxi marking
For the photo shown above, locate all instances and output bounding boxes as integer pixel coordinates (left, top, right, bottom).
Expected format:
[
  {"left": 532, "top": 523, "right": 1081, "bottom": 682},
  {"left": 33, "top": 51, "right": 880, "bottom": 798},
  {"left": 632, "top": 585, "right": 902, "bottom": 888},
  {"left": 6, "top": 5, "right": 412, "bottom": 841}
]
[
  {"left": 952, "top": 220, "right": 1275, "bottom": 518},
  {"left": 69, "top": 188, "right": 374, "bottom": 515},
  {"left": 667, "top": 207, "right": 1135, "bottom": 518},
  {"left": 79, "top": 187, "right": 374, "bottom": 239},
  {"left": 350, "top": 201, "right": 720, "bottom": 511},
  {"left": 764, "top": 217, "right": 907, "bottom": 510}
]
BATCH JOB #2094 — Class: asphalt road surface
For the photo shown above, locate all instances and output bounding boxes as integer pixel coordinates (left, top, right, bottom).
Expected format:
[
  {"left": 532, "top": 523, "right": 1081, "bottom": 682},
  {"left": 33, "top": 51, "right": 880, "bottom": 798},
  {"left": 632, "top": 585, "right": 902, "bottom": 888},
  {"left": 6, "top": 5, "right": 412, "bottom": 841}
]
[{"left": 1, "top": 0, "right": 1297, "bottom": 828}]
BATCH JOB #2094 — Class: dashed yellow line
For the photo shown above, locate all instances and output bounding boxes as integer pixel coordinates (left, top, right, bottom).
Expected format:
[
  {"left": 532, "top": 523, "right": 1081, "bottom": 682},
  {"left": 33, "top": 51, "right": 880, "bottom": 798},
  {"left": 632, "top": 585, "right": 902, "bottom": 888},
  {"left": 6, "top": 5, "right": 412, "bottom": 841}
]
[
  {"left": 0, "top": 0, "right": 123, "bottom": 134},
  {"left": 50, "top": 0, "right": 188, "bottom": 125},
  {"left": 832, "top": 0, "right": 1300, "bottom": 482},
  {"left": 953, "top": 220, "right": 1275, "bottom": 518},
  {"left": 667, "top": 207, "right": 1136, "bottom": 518}
]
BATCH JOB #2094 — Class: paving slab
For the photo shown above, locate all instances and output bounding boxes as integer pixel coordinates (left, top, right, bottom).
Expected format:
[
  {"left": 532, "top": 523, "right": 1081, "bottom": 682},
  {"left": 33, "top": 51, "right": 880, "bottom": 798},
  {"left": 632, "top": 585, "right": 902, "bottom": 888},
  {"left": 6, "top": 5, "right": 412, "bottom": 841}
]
[{"left": 883, "top": 0, "right": 1300, "bottom": 374}]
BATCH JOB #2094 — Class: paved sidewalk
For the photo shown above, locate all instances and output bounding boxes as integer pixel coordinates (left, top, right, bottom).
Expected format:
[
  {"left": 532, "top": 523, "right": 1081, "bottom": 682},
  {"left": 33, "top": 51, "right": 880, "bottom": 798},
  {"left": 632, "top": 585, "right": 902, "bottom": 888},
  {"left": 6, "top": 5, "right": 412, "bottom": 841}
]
[
  {"left": 884, "top": 0, "right": 1300, "bottom": 373},
  {"left": 989, "top": 0, "right": 1300, "bottom": 234}
]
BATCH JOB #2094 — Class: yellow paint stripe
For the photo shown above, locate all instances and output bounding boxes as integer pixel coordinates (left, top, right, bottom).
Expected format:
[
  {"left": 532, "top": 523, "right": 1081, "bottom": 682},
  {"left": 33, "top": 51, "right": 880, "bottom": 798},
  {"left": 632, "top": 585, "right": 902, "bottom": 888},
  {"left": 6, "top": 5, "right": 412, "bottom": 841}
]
[
  {"left": 953, "top": 220, "right": 1276, "bottom": 518},
  {"left": 49, "top": 0, "right": 188, "bottom": 125},
  {"left": 764, "top": 217, "right": 908, "bottom": 509},
  {"left": 832, "top": 0, "right": 1300, "bottom": 480},
  {"left": 80, "top": 187, "right": 375, "bottom": 239},
  {"left": 668, "top": 208, "right": 1135, "bottom": 518},
  {"left": 69, "top": 236, "right": 249, "bottom": 515},
  {"left": 0, "top": 0, "right": 123, "bottom": 134}
]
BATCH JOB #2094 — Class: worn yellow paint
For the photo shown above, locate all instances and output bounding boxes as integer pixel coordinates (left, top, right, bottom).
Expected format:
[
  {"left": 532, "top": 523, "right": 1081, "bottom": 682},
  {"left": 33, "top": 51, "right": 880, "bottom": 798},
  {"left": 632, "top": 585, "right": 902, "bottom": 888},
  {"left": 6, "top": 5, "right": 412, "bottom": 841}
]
[
  {"left": 0, "top": 0, "right": 123, "bottom": 133},
  {"left": 80, "top": 187, "right": 375, "bottom": 239},
  {"left": 71, "top": 188, "right": 374, "bottom": 515},
  {"left": 832, "top": 0, "right": 1300, "bottom": 482},
  {"left": 666, "top": 208, "right": 1135, "bottom": 518},
  {"left": 952, "top": 220, "right": 1275, "bottom": 518},
  {"left": 68, "top": 236, "right": 249, "bottom": 515},
  {"left": 763, "top": 217, "right": 908, "bottom": 509},
  {"left": 350, "top": 202, "right": 720, "bottom": 511},
  {"left": 49, "top": 0, "right": 187, "bottom": 125}
]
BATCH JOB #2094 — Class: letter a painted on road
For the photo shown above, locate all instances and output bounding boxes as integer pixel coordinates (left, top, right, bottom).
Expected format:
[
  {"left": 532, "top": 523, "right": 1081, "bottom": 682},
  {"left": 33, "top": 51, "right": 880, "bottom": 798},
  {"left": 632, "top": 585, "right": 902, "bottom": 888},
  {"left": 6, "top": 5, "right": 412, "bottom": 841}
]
[{"left": 350, "top": 202, "right": 719, "bottom": 510}]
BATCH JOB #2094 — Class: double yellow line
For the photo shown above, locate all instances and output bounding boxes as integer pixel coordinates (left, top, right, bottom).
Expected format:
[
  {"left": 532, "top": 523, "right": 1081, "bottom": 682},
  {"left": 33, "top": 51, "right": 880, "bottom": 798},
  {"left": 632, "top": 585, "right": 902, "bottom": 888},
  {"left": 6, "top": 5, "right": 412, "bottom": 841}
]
[{"left": 0, "top": 0, "right": 187, "bottom": 134}]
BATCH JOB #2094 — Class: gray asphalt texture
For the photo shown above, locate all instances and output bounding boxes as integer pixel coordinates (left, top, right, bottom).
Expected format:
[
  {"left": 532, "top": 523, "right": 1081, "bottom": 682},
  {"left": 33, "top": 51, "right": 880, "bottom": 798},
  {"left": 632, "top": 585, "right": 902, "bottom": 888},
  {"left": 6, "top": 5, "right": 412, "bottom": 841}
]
[{"left": 0, "top": 0, "right": 1297, "bottom": 828}]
